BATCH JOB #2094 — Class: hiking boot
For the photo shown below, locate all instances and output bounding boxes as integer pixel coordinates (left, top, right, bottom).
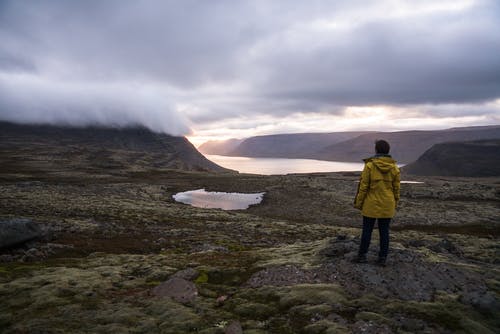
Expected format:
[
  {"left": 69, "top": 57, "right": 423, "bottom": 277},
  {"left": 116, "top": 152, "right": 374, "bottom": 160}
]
[
  {"left": 376, "top": 257, "right": 387, "bottom": 267},
  {"left": 354, "top": 254, "right": 367, "bottom": 263}
]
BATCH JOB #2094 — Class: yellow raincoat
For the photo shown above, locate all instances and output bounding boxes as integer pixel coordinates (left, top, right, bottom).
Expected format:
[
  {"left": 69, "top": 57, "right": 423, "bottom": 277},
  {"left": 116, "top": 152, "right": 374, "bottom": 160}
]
[{"left": 354, "top": 156, "right": 400, "bottom": 218}]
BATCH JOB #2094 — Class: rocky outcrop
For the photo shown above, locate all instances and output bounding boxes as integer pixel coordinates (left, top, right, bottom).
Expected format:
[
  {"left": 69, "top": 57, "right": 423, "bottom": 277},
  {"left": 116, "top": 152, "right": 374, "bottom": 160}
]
[
  {"left": 0, "top": 219, "right": 42, "bottom": 249},
  {"left": 151, "top": 277, "right": 198, "bottom": 303}
]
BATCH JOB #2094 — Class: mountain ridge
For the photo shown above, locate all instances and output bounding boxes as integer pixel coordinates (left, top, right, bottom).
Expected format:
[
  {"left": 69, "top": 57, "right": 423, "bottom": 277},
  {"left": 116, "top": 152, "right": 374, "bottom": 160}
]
[
  {"left": 227, "top": 132, "right": 371, "bottom": 158},
  {"left": 200, "top": 126, "right": 500, "bottom": 164},
  {"left": 0, "top": 121, "right": 232, "bottom": 174},
  {"left": 315, "top": 126, "right": 500, "bottom": 163}
]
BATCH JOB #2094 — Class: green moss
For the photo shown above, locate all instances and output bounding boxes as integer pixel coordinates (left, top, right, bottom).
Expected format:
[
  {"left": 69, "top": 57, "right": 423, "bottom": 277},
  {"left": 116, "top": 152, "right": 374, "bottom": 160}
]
[
  {"left": 291, "top": 304, "right": 333, "bottom": 320},
  {"left": 233, "top": 302, "right": 276, "bottom": 319},
  {"left": 355, "top": 311, "right": 393, "bottom": 326},
  {"left": 287, "top": 304, "right": 335, "bottom": 329},
  {"left": 195, "top": 271, "right": 209, "bottom": 284},
  {"left": 198, "top": 327, "right": 225, "bottom": 334},
  {"left": 384, "top": 298, "right": 496, "bottom": 332},
  {"left": 235, "top": 286, "right": 282, "bottom": 306},
  {"left": 197, "top": 266, "right": 252, "bottom": 286},
  {"left": 279, "top": 284, "right": 346, "bottom": 309},
  {"left": 0, "top": 312, "right": 13, "bottom": 329},
  {"left": 485, "top": 278, "right": 500, "bottom": 293},
  {"left": 254, "top": 240, "right": 326, "bottom": 269},
  {"left": 144, "top": 280, "right": 161, "bottom": 287},
  {"left": 243, "top": 330, "right": 269, "bottom": 334},
  {"left": 0, "top": 263, "right": 50, "bottom": 280},
  {"left": 303, "top": 320, "right": 349, "bottom": 334},
  {"left": 346, "top": 293, "right": 382, "bottom": 309},
  {"left": 215, "top": 239, "right": 249, "bottom": 252}
]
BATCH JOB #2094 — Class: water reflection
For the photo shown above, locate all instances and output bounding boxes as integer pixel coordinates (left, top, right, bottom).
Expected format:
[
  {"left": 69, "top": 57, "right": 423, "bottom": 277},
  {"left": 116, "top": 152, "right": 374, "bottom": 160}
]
[
  {"left": 173, "top": 189, "right": 265, "bottom": 210},
  {"left": 205, "top": 155, "right": 365, "bottom": 175}
]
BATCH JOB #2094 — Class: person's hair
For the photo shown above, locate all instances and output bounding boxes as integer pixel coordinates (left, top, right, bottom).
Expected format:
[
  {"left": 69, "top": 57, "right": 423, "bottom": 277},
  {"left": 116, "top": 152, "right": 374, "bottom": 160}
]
[{"left": 375, "top": 139, "right": 390, "bottom": 154}]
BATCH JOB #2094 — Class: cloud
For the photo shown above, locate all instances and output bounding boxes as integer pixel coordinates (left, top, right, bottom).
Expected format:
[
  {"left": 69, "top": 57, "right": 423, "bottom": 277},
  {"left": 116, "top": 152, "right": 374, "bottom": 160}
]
[
  {"left": 0, "top": 0, "right": 499, "bottom": 134},
  {"left": 0, "top": 73, "right": 190, "bottom": 135},
  {"left": 254, "top": 0, "right": 500, "bottom": 108}
]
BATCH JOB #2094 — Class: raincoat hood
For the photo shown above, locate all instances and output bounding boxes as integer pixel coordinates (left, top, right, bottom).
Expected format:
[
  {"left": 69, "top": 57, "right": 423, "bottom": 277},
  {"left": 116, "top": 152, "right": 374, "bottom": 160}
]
[{"left": 363, "top": 156, "right": 397, "bottom": 174}]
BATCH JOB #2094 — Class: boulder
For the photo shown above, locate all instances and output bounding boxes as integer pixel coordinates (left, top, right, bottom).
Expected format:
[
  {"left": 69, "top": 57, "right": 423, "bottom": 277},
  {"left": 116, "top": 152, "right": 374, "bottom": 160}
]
[
  {"left": 225, "top": 321, "right": 243, "bottom": 334},
  {"left": 0, "top": 219, "right": 42, "bottom": 249},
  {"left": 151, "top": 277, "right": 198, "bottom": 303}
]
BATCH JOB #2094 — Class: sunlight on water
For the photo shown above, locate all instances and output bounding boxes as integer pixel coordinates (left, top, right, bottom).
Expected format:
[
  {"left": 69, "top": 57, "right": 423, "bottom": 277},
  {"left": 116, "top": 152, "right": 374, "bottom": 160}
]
[
  {"left": 173, "top": 189, "right": 265, "bottom": 210},
  {"left": 206, "top": 154, "right": 365, "bottom": 175}
]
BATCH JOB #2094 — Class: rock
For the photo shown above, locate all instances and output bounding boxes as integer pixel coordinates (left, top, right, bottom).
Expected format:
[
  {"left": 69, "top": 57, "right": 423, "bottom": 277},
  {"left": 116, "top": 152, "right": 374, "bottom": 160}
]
[
  {"left": 245, "top": 265, "right": 321, "bottom": 288},
  {"left": 172, "top": 268, "right": 199, "bottom": 281},
  {"left": 0, "top": 219, "right": 42, "bottom": 249},
  {"left": 0, "top": 254, "right": 13, "bottom": 262},
  {"left": 460, "top": 291, "right": 500, "bottom": 313},
  {"left": 216, "top": 295, "right": 228, "bottom": 306},
  {"left": 151, "top": 277, "right": 198, "bottom": 303},
  {"left": 22, "top": 248, "right": 45, "bottom": 261},
  {"left": 396, "top": 316, "right": 426, "bottom": 332},
  {"left": 351, "top": 320, "right": 394, "bottom": 333},
  {"left": 190, "top": 243, "right": 229, "bottom": 253},
  {"left": 320, "top": 239, "right": 358, "bottom": 258},
  {"left": 407, "top": 240, "right": 427, "bottom": 248},
  {"left": 225, "top": 321, "right": 243, "bottom": 334},
  {"left": 429, "top": 238, "right": 462, "bottom": 256}
]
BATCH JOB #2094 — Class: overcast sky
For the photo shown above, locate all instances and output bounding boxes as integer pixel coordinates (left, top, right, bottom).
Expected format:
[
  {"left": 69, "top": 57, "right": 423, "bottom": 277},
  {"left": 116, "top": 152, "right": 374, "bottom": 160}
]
[{"left": 1, "top": 0, "right": 499, "bottom": 145}]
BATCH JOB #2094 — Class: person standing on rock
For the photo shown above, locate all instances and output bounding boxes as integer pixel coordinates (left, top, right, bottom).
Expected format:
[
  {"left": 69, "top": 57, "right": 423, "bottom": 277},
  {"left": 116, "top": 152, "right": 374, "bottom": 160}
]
[{"left": 354, "top": 139, "right": 400, "bottom": 266}]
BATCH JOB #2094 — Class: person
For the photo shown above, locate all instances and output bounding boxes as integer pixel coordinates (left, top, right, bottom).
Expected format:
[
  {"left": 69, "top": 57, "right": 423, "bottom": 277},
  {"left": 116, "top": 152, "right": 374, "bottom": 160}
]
[{"left": 354, "top": 139, "right": 400, "bottom": 266}]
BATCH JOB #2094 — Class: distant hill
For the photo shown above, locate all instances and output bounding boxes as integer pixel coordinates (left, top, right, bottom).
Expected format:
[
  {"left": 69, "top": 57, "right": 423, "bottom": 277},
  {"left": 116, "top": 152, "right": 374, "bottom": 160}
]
[
  {"left": 403, "top": 140, "right": 500, "bottom": 176},
  {"left": 198, "top": 138, "right": 245, "bottom": 155},
  {"left": 227, "top": 132, "right": 369, "bottom": 158},
  {"left": 201, "top": 126, "right": 500, "bottom": 164},
  {"left": 0, "top": 121, "right": 231, "bottom": 174},
  {"left": 315, "top": 126, "right": 500, "bottom": 163}
]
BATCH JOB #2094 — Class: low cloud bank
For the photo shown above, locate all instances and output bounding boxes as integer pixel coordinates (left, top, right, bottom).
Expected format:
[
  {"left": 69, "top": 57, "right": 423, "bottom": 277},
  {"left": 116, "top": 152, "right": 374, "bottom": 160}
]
[{"left": 0, "top": 74, "right": 190, "bottom": 136}]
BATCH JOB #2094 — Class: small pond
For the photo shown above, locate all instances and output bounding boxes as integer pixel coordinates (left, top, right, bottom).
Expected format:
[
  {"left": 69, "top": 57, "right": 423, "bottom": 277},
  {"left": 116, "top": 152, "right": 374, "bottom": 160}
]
[{"left": 173, "top": 189, "right": 265, "bottom": 210}]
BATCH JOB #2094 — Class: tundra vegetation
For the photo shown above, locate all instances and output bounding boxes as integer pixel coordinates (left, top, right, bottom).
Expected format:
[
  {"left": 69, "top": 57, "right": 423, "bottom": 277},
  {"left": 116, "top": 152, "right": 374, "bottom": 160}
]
[{"left": 0, "top": 131, "right": 499, "bottom": 333}]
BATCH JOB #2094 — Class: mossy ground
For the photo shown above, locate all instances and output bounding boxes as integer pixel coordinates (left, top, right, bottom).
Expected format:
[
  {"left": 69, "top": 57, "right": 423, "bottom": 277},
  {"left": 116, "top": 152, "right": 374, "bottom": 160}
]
[{"left": 1, "top": 168, "right": 499, "bottom": 333}]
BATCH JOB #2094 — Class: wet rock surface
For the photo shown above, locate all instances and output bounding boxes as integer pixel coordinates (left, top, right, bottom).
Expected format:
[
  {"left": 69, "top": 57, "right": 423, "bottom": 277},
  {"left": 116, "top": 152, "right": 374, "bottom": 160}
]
[
  {"left": 319, "top": 238, "right": 494, "bottom": 303},
  {"left": 0, "top": 218, "right": 42, "bottom": 249},
  {"left": 0, "top": 169, "right": 499, "bottom": 333}
]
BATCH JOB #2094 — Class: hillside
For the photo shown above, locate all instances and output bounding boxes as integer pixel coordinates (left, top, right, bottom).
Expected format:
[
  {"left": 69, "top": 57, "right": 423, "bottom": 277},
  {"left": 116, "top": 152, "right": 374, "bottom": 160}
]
[
  {"left": 227, "top": 132, "right": 369, "bottom": 158},
  {"left": 315, "top": 126, "right": 500, "bottom": 163},
  {"left": 200, "top": 126, "right": 500, "bottom": 164},
  {"left": 403, "top": 140, "right": 500, "bottom": 176},
  {"left": 198, "top": 138, "right": 245, "bottom": 155},
  {"left": 0, "top": 121, "right": 231, "bottom": 174}
]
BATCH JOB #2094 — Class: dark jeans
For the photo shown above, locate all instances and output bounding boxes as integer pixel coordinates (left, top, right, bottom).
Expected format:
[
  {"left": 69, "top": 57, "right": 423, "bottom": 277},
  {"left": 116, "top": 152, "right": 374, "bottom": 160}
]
[{"left": 359, "top": 216, "right": 391, "bottom": 258}]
